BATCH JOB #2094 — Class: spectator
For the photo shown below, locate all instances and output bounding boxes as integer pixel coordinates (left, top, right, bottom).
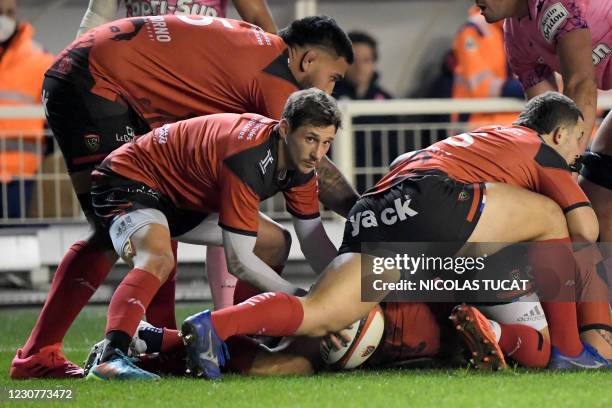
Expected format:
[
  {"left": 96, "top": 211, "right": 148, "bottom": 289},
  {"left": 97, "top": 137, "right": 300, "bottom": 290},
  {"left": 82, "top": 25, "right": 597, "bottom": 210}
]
[
  {"left": 334, "top": 31, "right": 392, "bottom": 101},
  {"left": 451, "top": 5, "right": 522, "bottom": 125},
  {"left": 0, "top": 0, "right": 54, "bottom": 219},
  {"left": 334, "top": 31, "right": 393, "bottom": 193}
]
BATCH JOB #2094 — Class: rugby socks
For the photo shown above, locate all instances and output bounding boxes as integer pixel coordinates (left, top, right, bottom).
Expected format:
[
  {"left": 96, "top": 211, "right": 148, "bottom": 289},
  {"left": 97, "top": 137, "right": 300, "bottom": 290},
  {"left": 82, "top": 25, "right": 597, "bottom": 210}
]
[
  {"left": 528, "top": 238, "right": 583, "bottom": 357},
  {"left": 206, "top": 246, "right": 237, "bottom": 310},
  {"left": 103, "top": 268, "right": 161, "bottom": 361},
  {"left": 22, "top": 240, "right": 115, "bottom": 357},
  {"left": 498, "top": 323, "right": 551, "bottom": 368},
  {"left": 137, "top": 327, "right": 183, "bottom": 353},
  {"left": 146, "top": 240, "right": 178, "bottom": 329},
  {"left": 233, "top": 265, "right": 285, "bottom": 305},
  {"left": 573, "top": 244, "right": 612, "bottom": 332},
  {"left": 211, "top": 292, "right": 304, "bottom": 341}
]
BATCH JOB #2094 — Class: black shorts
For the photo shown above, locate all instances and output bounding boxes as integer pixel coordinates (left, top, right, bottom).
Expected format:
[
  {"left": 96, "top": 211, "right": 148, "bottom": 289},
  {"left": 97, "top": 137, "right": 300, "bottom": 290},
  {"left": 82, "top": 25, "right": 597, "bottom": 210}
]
[
  {"left": 338, "top": 171, "right": 485, "bottom": 256},
  {"left": 42, "top": 76, "right": 150, "bottom": 215},
  {"left": 91, "top": 169, "right": 207, "bottom": 237}
]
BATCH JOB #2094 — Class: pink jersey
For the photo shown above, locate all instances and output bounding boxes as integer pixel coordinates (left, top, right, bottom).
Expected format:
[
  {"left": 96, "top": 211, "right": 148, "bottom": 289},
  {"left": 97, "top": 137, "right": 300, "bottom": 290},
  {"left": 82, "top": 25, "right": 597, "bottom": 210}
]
[
  {"left": 504, "top": 0, "right": 612, "bottom": 90},
  {"left": 125, "top": 0, "right": 229, "bottom": 18}
]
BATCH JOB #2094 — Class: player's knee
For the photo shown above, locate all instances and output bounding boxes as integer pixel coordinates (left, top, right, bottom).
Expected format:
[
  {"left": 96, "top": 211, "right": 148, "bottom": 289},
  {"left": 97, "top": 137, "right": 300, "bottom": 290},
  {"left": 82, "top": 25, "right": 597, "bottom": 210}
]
[{"left": 141, "top": 251, "right": 175, "bottom": 283}]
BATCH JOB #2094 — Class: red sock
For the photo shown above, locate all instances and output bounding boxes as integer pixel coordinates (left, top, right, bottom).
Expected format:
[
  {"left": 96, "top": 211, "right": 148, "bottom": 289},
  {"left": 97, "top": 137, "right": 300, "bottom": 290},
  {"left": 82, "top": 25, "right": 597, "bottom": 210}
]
[
  {"left": 146, "top": 241, "right": 178, "bottom": 329},
  {"left": 529, "top": 238, "right": 582, "bottom": 356},
  {"left": 498, "top": 323, "right": 551, "bottom": 368},
  {"left": 106, "top": 268, "right": 161, "bottom": 336},
  {"left": 233, "top": 266, "right": 284, "bottom": 305},
  {"left": 22, "top": 240, "right": 115, "bottom": 356},
  {"left": 161, "top": 328, "right": 183, "bottom": 352},
  {"left": 212, "top": 292, "right": 303, "bottom": 340}
]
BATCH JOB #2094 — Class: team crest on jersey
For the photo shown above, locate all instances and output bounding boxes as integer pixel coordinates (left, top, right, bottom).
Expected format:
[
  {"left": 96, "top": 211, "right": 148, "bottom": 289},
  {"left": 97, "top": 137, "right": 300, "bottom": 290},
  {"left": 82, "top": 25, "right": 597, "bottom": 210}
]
[
  {"left": 259, "top": 149, "right": 274, "bottom": 175},
  {"left": 457, "top": 191, "right": 470, "bottom": 202},
  {"left": 84, "top": 134, "right": 101, "bottom": 152},
  {"left": 540, "top": 3, "right": 569, "bottom": 43}
]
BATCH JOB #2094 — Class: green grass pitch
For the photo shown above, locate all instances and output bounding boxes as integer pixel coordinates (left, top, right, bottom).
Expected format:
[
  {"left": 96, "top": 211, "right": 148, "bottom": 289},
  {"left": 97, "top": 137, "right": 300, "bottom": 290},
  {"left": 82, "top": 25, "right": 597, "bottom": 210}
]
[{"left": 1, "top": 304, "right": 610, "bottom": 408}]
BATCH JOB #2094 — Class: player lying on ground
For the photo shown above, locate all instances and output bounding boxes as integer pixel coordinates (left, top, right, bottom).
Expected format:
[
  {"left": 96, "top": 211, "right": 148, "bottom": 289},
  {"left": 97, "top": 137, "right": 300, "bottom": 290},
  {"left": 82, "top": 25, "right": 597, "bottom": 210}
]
[
  {"left": 83, "top": 298, "right": 553, "bottom": 380},
  {"left": 82, "top": 89, "right": 344, "bottom": 381},
  {"left": 179, "top": 91, "right": 612, "bottom": 379},
  {"left": 479, "top": 0, "right": 612, "bottom": 353},
  {"left": 11, "top": 15, "right": 356, "bottom": 379}
]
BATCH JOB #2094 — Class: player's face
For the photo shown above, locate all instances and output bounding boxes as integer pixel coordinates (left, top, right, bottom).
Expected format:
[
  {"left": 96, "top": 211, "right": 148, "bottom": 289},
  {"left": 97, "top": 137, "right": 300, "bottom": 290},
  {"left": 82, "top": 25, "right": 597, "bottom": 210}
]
[
  {"left": 474, "top": 0, "right": 522, "bottom": 23},
  {"left": 300, "top": 50, "right": 350, "bottom": 94},
  {"left": 285, "top": 123, "right": 336, "bottom": 174},
  {"left": 552, "top": 119, "right": 585, "bottom": 166},
  {"left": 346, "top": 43, "right": 376, "bottom": 90}
]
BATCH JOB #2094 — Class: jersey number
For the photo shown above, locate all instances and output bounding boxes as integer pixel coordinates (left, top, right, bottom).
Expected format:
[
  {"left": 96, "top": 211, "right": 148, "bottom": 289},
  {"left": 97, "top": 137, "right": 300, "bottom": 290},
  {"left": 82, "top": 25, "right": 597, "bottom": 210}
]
[{"left": 176, "top": 15, "right": 233, "bottom": 29}]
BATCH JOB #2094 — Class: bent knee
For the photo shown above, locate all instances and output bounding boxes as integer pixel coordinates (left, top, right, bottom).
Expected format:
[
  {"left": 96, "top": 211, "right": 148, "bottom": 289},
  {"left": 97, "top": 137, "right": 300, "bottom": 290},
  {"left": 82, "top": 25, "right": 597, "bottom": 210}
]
[{"left": 135, "top": 250, "right": 175, "bottom": 283}]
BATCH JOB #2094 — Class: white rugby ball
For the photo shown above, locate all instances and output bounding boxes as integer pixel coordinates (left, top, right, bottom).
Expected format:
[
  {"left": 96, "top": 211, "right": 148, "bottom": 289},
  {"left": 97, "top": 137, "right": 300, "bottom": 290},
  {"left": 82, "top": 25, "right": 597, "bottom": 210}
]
[{"left": 320, "top": 305, "right": 385, "bottom": 369}]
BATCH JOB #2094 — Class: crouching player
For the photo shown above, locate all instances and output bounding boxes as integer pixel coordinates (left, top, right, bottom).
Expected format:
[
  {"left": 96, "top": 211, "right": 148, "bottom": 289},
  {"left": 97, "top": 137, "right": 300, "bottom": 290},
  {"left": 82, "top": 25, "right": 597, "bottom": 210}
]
[
  {"left": 181, "top": 91, "right": 612, "bottom": 379},
  {"left": 84, "top": 89, "right": 342, "bottom": 380}
]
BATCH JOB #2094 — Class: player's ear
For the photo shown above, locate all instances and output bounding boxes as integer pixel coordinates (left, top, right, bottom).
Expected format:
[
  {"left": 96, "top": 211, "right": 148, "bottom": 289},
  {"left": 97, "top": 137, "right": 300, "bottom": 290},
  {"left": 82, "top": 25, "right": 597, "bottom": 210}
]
[
  {"left": 551, "top": 126, "right": 564, "bottom": 145},
  {"left": 300, "top": 49, "right": 317, "bottom": 72},
  {"left": 279, "top": 119, "right": 290, "bottom": 139}
]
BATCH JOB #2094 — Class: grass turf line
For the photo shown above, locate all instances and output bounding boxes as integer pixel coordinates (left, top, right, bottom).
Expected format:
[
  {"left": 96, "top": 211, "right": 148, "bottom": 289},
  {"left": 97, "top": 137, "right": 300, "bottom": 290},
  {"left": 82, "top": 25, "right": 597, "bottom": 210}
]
[{"left": 0, "top": 305, "right": 610, "bottom": 408}]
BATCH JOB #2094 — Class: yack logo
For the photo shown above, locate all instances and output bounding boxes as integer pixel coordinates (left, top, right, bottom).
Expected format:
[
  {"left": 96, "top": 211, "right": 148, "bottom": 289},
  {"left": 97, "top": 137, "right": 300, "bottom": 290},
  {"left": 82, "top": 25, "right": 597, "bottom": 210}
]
[
  {"left": 540, "top": 3, "right": 569, "bottom": 43},
  {"left": 350, "top": 195, "right": 419, "bottom": 237}
]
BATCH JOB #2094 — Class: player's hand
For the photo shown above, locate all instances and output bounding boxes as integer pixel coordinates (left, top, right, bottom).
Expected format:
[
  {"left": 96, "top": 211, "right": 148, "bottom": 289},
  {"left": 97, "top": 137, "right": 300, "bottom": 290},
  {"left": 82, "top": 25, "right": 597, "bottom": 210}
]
[{"left": 321, "top": 325, "right": 353, "bottom": 351}]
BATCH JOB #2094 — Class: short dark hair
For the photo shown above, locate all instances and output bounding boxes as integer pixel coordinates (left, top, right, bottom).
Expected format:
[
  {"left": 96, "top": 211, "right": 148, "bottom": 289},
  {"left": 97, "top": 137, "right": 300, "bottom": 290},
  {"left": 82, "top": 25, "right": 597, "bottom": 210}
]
[
  {"left": 279, "top": 16, "right": 354, "bottom": 64},
  {"left": 514, "top": 91, "right": 584, "bottom": 134},
  {"left": 348, "top": 31, "right": 378, "bottom": 61},
  {"left": 282, "top": 88, "right": 342, "bottom": 131}
]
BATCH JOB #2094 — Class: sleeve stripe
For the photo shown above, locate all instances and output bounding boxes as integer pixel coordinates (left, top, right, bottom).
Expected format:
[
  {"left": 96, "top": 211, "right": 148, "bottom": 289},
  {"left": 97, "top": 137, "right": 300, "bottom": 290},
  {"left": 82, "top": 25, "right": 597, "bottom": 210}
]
[
  {"left": 286, "top": 207, "right": 320, "bottom": 220},
  {"left": 219, "top": 223, "right": 258, "bottom": 237},
  {"left": 563, "top": 202, "right": 591, "bottom": 213}
]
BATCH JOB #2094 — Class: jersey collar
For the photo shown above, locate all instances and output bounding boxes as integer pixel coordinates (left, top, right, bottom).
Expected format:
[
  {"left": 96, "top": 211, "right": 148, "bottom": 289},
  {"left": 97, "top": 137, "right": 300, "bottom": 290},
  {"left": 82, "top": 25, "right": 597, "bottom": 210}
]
[{"left": 263, "top": 49, "right": 301, "bottom": 89}]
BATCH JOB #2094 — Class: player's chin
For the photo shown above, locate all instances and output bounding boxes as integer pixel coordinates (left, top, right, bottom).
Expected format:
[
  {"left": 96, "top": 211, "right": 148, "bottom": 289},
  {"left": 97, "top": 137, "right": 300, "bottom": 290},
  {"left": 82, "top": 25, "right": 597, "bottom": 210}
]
[{"left": 299, "top": 162, "right": 317, "bottom": 174}]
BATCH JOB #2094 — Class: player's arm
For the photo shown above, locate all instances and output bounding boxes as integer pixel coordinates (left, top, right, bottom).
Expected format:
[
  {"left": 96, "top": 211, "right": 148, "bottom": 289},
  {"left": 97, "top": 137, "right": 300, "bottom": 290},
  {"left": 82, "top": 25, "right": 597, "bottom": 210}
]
[
  {"left": 232, "top": 0, "right": 277, "bottom": 34},
  {"left": 565, "top": 206, "right": 599, "bottom": 243},
  {"left": 316, "top": 156, "right": 358, "bottom": 218},
  {"left": 222, "top": 229, "right": 303, "bottom": 294},
  {"left": 77, "top": 0, "right": 119, "bottom": 38},
  {"left": 556, "top": 28, "right": 598, "bottom": 150},
  {"left": 525, "top": 79, "right": 558, "bottom": 99},
  {"left": 293, "top": 217, "right": 337, "bottom": 274}
]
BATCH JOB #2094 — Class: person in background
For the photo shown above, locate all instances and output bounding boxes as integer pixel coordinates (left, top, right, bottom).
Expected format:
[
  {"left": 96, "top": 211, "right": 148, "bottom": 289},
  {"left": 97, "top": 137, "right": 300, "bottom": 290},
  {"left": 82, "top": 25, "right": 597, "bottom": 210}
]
[
  {"left": 0, "top": 0, "right": 53, "bottom": 219},
  {"left": 333, "top": 31, "right": 392, "bottom": 194},
  {"left": 333, "top": 31, "right": 392, "bottom": 101},
  {"left": 77, "top": 0, "right": 277, "bottom": 37},
  {"left": 451, "top": 5, "right": 522, "bottom": 126}
]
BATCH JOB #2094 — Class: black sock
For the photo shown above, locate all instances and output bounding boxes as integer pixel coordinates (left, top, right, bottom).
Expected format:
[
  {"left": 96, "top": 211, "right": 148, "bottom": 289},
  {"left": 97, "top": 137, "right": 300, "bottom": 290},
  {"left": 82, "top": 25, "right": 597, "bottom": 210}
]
[
  {"left": 137, "top": 326, "right": 164, "bottom": 353},
  {"left": 101, "top": 330, "right": 132, "bottom": 362}
]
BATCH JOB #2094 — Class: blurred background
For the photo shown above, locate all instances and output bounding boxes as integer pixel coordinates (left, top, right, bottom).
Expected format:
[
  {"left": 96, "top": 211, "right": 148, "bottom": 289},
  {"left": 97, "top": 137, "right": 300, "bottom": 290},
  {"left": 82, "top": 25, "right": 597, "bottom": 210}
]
[{"left": 1, "top": 0, "right": 610, "bottom": 306}]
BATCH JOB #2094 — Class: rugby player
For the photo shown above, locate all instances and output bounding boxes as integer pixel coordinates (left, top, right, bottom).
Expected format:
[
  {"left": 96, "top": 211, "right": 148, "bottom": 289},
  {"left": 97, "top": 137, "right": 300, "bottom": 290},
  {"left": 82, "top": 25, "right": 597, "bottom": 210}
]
[
  {"left": 476, "top": 0, "right": 612, "bottom": 357},
  {"left": 82, "top": 88, "right": 342, "bottom": 380},
  {"left": 77, "top": 0, "right": 279, "bottom": 316},
  {"left": 10, "top": 15, "right": 355, "bottom": 379},
  {"left": 182, "top": 92, "right": 611, "bottom": 378},
  {"left": 77, "top": 0, "right": 277, "bottom": 37}
]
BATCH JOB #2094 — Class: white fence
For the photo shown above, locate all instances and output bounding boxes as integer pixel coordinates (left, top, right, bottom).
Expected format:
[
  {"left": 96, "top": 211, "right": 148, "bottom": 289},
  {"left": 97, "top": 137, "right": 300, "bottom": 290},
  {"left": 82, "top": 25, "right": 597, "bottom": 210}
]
[{"left": 1, "top": 96, "right": 612, "bottom": 226}]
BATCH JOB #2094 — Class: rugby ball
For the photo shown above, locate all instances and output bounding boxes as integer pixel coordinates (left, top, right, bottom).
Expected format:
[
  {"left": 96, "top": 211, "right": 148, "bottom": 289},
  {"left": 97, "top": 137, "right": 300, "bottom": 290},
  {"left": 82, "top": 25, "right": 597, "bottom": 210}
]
[{"left": 320, "top": 305, "right": 385, "bottom": 369}]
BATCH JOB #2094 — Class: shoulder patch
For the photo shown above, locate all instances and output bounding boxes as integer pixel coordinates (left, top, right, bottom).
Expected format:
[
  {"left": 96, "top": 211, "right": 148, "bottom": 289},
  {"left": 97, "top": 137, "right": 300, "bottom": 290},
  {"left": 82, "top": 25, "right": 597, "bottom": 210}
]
[
  {"left": 540, "top": 2, "right": 569, "bottom": 43},
  {"left": 534, "top": 143, "right": 570, "bottom": 171}
]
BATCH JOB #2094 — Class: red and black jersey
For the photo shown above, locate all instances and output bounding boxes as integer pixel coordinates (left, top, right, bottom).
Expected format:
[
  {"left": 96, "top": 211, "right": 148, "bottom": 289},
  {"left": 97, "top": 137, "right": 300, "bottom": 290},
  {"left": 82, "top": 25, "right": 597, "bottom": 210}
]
[
  {"left": 374, "top": 125, "right": 589, "bottom": 213},
  {"left": 95, "top": 113, "right": 320, "bottom": 235},
  {"left": 46, "top": 15, "right": 300, "bottom": 127}
]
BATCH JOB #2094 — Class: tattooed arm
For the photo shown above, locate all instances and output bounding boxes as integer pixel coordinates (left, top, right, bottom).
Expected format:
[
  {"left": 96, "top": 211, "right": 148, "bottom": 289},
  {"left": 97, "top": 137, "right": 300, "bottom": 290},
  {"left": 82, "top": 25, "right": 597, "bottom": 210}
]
[{"left": 316, "top": 155, "right": 358, "bottom": 218}]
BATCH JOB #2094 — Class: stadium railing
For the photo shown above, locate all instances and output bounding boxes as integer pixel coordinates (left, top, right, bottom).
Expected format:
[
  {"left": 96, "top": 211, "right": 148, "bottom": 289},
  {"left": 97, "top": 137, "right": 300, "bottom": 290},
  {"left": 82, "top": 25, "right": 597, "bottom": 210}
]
[{"left": 1, "top": 96, "right": 611, "bottom": 283}]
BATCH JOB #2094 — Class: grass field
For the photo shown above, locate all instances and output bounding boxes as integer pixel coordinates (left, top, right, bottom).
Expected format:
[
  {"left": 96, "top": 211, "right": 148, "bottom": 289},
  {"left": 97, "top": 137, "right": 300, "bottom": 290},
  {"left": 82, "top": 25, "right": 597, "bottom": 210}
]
[{"left": 1, "top": 304, "right": 611, "bottom": 408}]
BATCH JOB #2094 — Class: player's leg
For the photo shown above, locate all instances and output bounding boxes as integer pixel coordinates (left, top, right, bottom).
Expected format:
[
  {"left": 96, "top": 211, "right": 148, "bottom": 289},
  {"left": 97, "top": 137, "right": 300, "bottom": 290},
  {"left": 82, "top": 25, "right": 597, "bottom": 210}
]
[
  {"left": 10, "top": 78, "right": 139, "bottom": 378},
  {"left": 578, "top": 110, "right": 612, "bottom": 359},
  {"left": 206, "top": 246, "right": 237, "bottom": 309}
]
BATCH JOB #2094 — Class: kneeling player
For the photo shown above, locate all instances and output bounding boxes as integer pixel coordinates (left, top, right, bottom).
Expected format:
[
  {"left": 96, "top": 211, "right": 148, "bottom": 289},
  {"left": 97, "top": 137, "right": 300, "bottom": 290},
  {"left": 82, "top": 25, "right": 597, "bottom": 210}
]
[
  {"left": 182, "top": 91, "right": 611, "bottom": 378},
  {"left": 85, "top": 89, "right": 341, "bottom": 380}
]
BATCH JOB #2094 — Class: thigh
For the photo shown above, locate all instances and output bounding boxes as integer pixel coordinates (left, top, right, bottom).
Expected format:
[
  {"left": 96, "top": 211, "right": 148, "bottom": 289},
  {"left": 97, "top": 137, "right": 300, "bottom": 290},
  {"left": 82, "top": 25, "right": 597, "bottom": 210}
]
[
  {"left": 109, "top": 208, "right": 169, "bottom": 260},
  {"left": 590, "top": 109, "right": 612, "bottom": 155},
  {"left": 467, "top": 182, "right": 568, "bottom": 243},
  {"left": 175, "top": 213, "right": 222, "bottom": 245},
  {"left": 298, "top": 253, "right": 392, "bottom": 337}
]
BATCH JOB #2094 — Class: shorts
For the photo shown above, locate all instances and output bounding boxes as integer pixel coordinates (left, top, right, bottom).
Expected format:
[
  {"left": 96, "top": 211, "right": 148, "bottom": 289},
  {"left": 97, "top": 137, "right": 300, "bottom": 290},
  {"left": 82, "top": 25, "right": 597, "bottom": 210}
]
[
  {"left": 42, "top": 76, "right": 150, "bottom": 216},
  {"left": 477, "top": 293, "right": 548, "bottom": 331},
  {"left": 91, "top": 169, "right": 207, "bottom": 243},
  {"left": 338, "top": 171, "right": 485, "bottom": 256},
  {"left": 580, "top": 151, "right": 612, "bottom": 190}
]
